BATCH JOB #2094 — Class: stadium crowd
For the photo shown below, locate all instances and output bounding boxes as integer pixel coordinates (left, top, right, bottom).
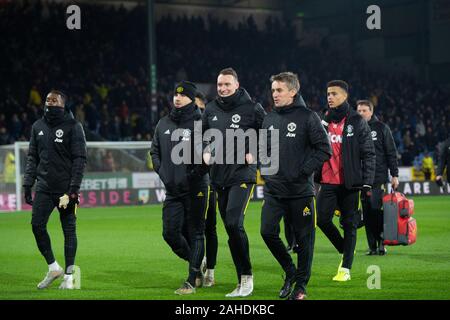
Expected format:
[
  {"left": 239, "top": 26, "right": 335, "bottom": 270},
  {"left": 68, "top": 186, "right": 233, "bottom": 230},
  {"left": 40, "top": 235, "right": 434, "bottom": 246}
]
[{"left": 1, "top": 1, "right": 449, "bottom": 167}]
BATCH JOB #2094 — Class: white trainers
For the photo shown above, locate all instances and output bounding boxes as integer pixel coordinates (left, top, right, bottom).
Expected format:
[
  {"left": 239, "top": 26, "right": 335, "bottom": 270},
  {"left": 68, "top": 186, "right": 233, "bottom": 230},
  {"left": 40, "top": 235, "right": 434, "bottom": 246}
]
[
  {"left": 200, "top": 256, "right": 207, "bottom": 275},
  {"left": 203, "top": 269, "right": 215, "bottom": 287},
  {"left": 239, "top": 275, "right": 253, "bottom": 297},
  {"left": 225, "top": 284, "right": 241, "bottom": 298},
  {"left": 195, "top": 256, "right": 207, "bottom": 287},
  {"left": 37, "top": 268, "right": 64, "bottom": 289},
  {"left": 59, "top": 274, "right": 74, "bottom": 289}
]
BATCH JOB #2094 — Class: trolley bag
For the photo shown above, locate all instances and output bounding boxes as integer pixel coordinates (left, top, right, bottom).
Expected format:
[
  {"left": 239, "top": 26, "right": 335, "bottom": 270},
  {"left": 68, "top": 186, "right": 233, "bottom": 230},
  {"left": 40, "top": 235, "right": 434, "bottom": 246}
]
[{"left": 383, "top": 191, "right": 417, "bottom": 246}]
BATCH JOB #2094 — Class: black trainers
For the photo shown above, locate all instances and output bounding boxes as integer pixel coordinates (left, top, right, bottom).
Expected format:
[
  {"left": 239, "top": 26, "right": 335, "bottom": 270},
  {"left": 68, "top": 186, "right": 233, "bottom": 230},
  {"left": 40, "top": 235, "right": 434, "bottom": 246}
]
[
  {"left": 279, "top": 274, "right": 295, "bottom": 299},
  {"left": 378, "top": 244, "right": 387, "bottom": 255},
  {"left": 366, "top": 249, "right": 378, "bottom": 256},
  {"left": 288, "top": 288, "right": 307, "bottom": 300}
]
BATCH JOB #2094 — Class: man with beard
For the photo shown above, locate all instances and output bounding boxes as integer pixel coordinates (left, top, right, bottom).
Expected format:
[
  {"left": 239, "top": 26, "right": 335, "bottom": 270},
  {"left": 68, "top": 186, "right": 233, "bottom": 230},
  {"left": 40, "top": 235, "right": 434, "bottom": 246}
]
[
  {"left": 150, "top": 81, "right": 209, "bottom": 295},
  {"left": 202, "top": 68, "right": 266, "bottom": 297},
  {"left": 316, "top": 81, "right": 375, "bottom": 281},
  {"left": 357, "top": 99, "right": 399, "bottom": 255},
  {"left": 23, "top": 90, "right": 87, "bottom": 290}
]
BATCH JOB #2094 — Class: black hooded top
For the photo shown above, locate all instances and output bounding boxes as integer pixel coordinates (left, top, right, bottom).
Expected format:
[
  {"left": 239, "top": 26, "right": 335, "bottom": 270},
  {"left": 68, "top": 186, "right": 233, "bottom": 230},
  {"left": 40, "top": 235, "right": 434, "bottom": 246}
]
[
  {"left": 23, "top": 108, "right": 87, "bottom": 193},
  {"left": 202, "top": 88, "right": 266, "bottom": 188},
  {"left": 260, "top": 94, "right": 331, "bottom": 198}
]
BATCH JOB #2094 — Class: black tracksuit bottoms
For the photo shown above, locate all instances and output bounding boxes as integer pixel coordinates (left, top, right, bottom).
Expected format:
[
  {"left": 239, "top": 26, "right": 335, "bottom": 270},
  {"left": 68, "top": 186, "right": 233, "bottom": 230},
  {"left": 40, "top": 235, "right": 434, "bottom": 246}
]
[
  {"left": 205, "top": 187, "right": 218, "bottom": 270},
  {"left": 162, "top": 186, "right": 208, "bottom": 284},
  {"left": 261, "top": 195, "right": 316, "bottom": 293},
  {"left": 362, "top": 184, "right": 384, "bottom": 251},
  {"left": 317, "top": 184, "right": 360, "bottom": 269},
  {"left": 216, "top": 183, "right": 254, "bottom": 283},
  {"left": 31, "top": 192, "right": 78, "bottom": 274}
]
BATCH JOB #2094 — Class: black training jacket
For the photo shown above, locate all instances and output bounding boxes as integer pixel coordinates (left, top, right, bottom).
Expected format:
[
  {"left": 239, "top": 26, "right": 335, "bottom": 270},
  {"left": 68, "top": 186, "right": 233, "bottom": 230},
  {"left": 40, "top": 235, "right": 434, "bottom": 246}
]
[
  {"left": 260, "top": 94, "right": 331, "bottom": 198},
  {"left": 150, "top": 103, "right": 208, "bottom": 197},
  {"left": 368, "top": 115, "right": 399, "bottom": 184},
  {"left": 23, "top": 110, "right": 87, "bottom": 193},
  {"left": 316, "top": 107, "right": 376, "bottom": 189},
  {"left": 437, "top": 137, "right": 450, "bottom": 181},
  {"left": 202, "top": 88, "right": 266, "bottom": 188}
]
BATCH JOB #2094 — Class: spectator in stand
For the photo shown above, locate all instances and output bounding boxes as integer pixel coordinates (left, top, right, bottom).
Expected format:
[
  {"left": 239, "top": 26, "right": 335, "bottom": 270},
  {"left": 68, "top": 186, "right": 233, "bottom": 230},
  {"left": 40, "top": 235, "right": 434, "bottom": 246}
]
[
  {"left": 103, "top": 151, "right": 116, "bottom": 172},
  {"left": 422, "top": 152, "right": 434, "bottom": 181},
  {"left": 0, "top": 0, "right": 448, "bottom": 160},
  {"left": 0, "top": 127, "right": 11, "bottom": 145},
  {"left": 109, "top": 116, "right": 122, "bottom": 141},
  {"left": 121, "top": 117, "right": 133, "bottom": 141}
]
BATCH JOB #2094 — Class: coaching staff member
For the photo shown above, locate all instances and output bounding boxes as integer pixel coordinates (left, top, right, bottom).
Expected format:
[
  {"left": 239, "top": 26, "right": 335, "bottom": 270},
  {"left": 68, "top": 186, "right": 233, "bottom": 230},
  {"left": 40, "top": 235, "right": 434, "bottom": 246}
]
[
  {"left": 23, "top": 90, "right": 87, "bottom": 290},
  {"left": 202, "top": 68, "right": 266, "bottom": 297},
  {"left": 436, "top": 136, "right": 450, "bottom": 188},
  {"left": 316, "top": 80, "right": 375, "bottom": 282},
  {"left": 357, "top": 100, "right": 399, "bottom": 255},
  {"left": 150, "top": 81, "right": 209, "bottom": 295},
  {"left": 195, "top": 91, "right": 218, "bottom": 288},
  {"left": 260, "top": 72, "right": 331, "bottom": 300}
]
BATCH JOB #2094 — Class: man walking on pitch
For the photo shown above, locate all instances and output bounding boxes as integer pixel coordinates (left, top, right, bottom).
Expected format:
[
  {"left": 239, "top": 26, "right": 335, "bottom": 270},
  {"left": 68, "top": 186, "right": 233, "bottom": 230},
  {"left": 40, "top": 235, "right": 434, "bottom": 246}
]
[
  {"left": 260, "top": 72, "right": 331, "bottom": 300},
  {"left": 316, "top": 80, "right": 375, "bottom": 281},
  {"left": 357, "top": 100, "right": 399, "bottom": 255},
  {"left": 436, "top": 136, "right": 450, "bottom": 188},
  {"left": 150, "top": 81, "right": 209, "bottom": 295},
  {"left": 23, "top": 90, "right": 87, "bottom": 289},
  {"left": 196, "top": 91, "right": 218, "bottom": 287},
  {"left": 202, "top": 68, "right": 266, "bottom": 297}
]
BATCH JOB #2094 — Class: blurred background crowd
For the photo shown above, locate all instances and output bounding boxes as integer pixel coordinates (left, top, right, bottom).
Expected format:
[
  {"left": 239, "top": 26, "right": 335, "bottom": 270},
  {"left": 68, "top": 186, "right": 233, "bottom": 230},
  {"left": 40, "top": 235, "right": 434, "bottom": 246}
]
[{"left": 1, "top": 1, "right": 449, "bottom": 172}]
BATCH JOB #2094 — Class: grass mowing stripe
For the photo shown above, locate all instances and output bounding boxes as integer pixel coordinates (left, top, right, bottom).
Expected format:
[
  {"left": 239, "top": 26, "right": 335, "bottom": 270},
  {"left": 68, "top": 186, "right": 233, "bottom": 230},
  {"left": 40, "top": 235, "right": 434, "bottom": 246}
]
[{"left": 0, "top": 196, "right": 449, "bottom": 299}]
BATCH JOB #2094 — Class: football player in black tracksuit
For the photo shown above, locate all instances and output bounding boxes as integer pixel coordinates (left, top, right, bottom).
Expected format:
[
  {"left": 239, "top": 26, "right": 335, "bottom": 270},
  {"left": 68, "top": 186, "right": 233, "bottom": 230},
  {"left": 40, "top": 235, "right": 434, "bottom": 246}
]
[
  {"left": 23, "top": 90, "right": 87, "bottom": 290},
  {"left": 195, "top": 91, "right": 217, "bottom": 287},
  {"left": 436, "top": 136, "right": 450, "bottom": 188},
  {"left": 202, "top": 68, "right": 266, "bottom": 297},
  {"left": 259, "top": 72, "right": 331, "bottom": 300},
  {"left": 150, "top": 81, "right": 209, "bottom": 295},
  {"left": 316, "top": 80, "right": 375, "bottom": 282},
  {"left": 357, "top": 100, "right": 399, "bottom": 256}
]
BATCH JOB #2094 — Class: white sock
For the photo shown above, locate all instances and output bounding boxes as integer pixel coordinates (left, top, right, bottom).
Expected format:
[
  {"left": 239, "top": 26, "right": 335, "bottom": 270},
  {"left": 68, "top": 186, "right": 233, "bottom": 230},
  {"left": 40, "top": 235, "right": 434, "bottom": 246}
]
[
  {"left": 63, "top": 274, "right": 73, "bottom": 281},
  {"left": 48, "top": 261, "right": 61, "bottom": 272},
  {"left": 339, "top": 267, "right": 350, "bottom": 273},
  {"left": 206, "top": 269, "right": 214, "bottom": 278}
]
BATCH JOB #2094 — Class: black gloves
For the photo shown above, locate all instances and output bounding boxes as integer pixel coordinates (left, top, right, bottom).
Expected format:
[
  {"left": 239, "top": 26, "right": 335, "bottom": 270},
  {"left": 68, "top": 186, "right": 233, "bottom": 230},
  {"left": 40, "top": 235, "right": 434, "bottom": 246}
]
[
  {"left": 68, "top": 187, "right": 80, "bottom": 205},
  {"left": 24, "top": 186, "right": 33, "bottom": 205},
  {"left": 322, "top": 110, "right": 333, "bottom": 127},
  {"left": 362, "top": 185, "right": 372, "bottom": 197}
]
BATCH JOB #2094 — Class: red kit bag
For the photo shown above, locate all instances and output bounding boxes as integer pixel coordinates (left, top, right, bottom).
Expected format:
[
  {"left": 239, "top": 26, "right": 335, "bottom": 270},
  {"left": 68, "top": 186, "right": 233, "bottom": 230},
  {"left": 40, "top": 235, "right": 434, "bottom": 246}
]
[{"left": 383, "top": 191, "right": 417, "bottom": 246}]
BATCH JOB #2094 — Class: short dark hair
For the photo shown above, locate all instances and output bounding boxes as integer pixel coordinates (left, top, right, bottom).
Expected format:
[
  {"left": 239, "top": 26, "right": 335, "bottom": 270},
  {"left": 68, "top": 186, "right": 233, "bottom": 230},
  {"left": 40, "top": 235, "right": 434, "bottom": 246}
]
[
  {"left": 195, "top": 91, "right": 206, "bottom": 103},
  {"left": 270, "top": 72, "right": 300, "bottom": 92},
  {"left": 219, "top": 67, "right": 239, "bottom": 82},
  {"left": 327, "top": 80, "right": 349, "bottom": 93},
  {"left": 49, "top": 90, "right": 67, "bottom": 105},
  {"left": 357, "top": 99, "right": 374, "bottom": 111}
]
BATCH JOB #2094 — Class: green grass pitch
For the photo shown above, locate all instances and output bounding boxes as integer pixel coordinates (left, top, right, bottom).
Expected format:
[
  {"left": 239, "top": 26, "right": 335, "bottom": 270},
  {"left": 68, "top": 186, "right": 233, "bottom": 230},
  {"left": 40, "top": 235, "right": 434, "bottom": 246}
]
[{"left": 1, "top": 196, "right": 449, "bottom": 300}]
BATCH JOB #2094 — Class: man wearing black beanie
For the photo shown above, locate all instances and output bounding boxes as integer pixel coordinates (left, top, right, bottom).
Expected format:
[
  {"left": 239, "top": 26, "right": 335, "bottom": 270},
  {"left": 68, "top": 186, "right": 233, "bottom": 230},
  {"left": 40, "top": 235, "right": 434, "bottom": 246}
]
[
  {"left": 316, "top": 80, "right": 375, "bottom": 282},
  {"left": 150, "top": 80, "right": 209, "bottom": 295}
]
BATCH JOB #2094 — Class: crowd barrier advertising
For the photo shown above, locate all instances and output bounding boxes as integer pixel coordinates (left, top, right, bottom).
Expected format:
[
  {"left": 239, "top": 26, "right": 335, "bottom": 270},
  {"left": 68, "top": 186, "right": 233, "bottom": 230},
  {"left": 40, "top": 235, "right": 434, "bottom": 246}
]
[{"left": 1, "top": 172, "right": 449, "bottom": 211}]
